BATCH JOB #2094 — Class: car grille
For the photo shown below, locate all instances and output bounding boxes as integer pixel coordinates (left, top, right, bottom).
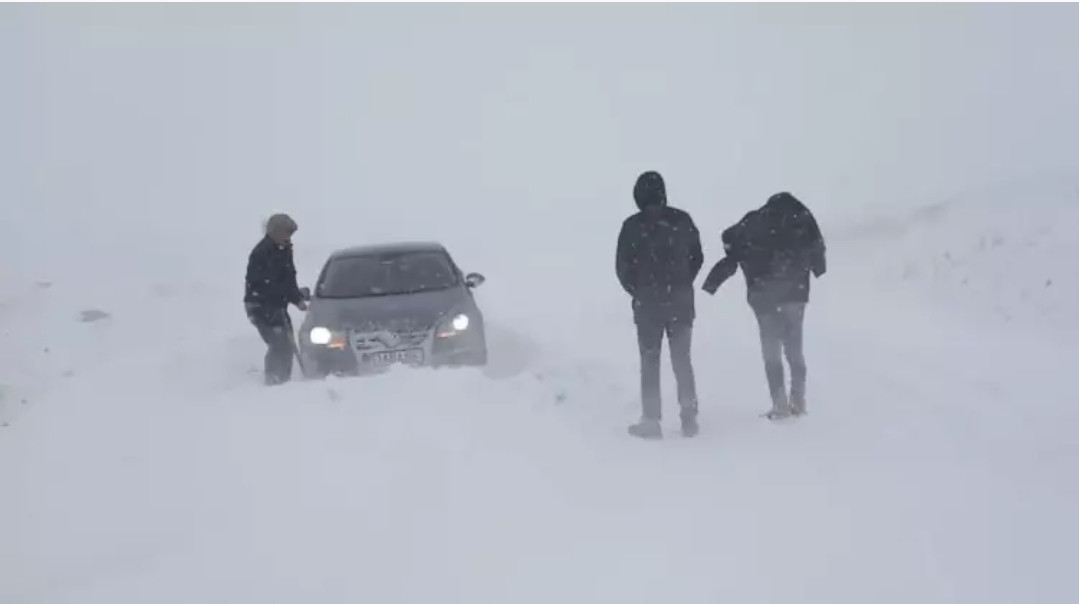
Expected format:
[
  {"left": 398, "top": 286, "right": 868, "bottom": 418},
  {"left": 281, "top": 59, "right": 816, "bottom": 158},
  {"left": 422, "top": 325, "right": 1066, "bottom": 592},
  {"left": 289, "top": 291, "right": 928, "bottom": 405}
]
[{"left": 350, "top": 330, "right": 429, "bottom": 351}]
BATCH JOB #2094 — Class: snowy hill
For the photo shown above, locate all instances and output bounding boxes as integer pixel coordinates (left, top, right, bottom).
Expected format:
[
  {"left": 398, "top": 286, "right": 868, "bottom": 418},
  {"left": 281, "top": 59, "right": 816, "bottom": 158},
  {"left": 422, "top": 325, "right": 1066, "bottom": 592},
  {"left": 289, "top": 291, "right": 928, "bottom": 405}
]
[{"left": 837, "top": 175, "right": 1079, "bottom": 341}]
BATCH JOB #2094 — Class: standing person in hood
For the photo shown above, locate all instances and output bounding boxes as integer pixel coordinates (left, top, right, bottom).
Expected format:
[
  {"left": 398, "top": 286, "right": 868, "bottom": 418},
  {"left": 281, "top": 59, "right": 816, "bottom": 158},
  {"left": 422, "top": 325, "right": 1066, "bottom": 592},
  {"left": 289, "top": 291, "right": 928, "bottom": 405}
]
[
  {"left": 244, "top": 213, "right": 308, "bottom": 385},
  {"left": 616, "top": 171, "right": 704, "bottom": 439},
  {"left": 702, "top": 192, "right": 826, "bottom": 419}
]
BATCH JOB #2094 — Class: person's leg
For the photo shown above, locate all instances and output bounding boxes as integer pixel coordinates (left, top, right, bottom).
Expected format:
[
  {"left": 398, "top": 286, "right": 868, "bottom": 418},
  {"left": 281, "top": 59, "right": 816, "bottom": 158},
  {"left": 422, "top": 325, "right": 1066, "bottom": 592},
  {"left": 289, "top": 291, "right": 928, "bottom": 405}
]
[
  {"left": 780, "top": 303, "right": 808, "bottom": 414},
  {"left": 268, "top": 328, "right": 294, "bottom": 384},
  {"left": 666, "top": 318, "right": 699, "bottom": 435},
  {"left": 754, "top": 307, "right": 790, "bottom": 416},
  {"left": 249, "top": 305, "right": 294, "bottom": 385},
  {"left": 629, "top": 315, "right": 664, "bottom": 438}
]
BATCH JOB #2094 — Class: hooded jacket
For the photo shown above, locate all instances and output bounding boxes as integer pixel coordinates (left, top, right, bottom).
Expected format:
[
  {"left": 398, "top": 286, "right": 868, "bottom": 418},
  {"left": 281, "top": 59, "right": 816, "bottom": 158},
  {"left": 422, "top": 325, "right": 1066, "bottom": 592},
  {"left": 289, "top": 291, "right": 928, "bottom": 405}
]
[
  {"left": 244, "top": 233, "right": 304, "bottom": 323},
  {"left": 616, "top": 171, "right": 704, "bottom": 324},
  {"left": 702, "top": 192, "right": 826, "bottom": 311}
]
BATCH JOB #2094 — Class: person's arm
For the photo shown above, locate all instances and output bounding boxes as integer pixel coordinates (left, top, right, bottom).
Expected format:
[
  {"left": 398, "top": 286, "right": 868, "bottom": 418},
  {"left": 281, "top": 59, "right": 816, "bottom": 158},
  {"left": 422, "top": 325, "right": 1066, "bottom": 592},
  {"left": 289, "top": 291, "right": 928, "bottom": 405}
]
[
  {"left": 701, "top": 256, "right": 738, "bottom": 294},
  {"left": 807, "top": 213, "right": 826, "bottom": 278},
  {"left": 616, "top": 217, "right": 638, "bottom": 297},
  {"left": 685, "top": 214, "right": 704, "bottom": 282},
  {"left": 701, "top": 216, "right": 749, "bottom": 295},
  {"left": 245, "top": 243, "right": 270, "bottom": 302},
  {"left": 284, "top": 247, "right": 306, "bottom": 307},
  {"left": 792, "top": 207, "right": 826, "bottom": 278}
]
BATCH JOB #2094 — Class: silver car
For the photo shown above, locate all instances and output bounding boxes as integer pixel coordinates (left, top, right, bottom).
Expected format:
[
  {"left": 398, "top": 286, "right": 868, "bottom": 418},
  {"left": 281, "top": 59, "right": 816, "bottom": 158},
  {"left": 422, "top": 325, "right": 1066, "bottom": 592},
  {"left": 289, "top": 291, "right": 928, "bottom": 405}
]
[{"left": 297, "top": 241, "right": 488, "bottom": 378}]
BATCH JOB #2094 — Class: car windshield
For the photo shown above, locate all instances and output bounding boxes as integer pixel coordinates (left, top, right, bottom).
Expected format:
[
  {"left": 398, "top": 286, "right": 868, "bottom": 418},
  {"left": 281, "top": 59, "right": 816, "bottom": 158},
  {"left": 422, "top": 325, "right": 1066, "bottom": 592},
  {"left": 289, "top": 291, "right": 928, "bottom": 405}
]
[{"left": 318, "top": 251, "right": 459, "bottom": 298}]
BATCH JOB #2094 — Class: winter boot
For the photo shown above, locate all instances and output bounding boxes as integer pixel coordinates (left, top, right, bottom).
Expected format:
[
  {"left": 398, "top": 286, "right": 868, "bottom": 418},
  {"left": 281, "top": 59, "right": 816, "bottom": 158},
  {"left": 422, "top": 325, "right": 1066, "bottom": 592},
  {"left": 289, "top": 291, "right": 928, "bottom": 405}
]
[
  {"left": 628, "top": 418, "right": 663, "bottom": 439},
  {"left": 264, "top": 372, "right": 289, "bottom": 386},
  {"left": 762, "top": 389, "right": 793, "bottom": 421},
  {"left": 679, "top": 407, "right": 699, "bottom": 438},
  {"left": 790, "top": 388, "right": 807, "bottom": 416}
]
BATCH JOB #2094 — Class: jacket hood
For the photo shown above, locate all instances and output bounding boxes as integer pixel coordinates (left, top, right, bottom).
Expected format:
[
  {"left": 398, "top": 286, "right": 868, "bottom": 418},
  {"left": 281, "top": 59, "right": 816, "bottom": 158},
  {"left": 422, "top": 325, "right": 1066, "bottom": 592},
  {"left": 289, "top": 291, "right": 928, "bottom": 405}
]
[
  {"left": 764, "top": 191, "right": 807, "bottom": 214},
  {"left": 633, "top": 171, "right": 667, "bottom": 210},
  {"left": 265, "top": 213, "right": 298, "bottom": 245}
]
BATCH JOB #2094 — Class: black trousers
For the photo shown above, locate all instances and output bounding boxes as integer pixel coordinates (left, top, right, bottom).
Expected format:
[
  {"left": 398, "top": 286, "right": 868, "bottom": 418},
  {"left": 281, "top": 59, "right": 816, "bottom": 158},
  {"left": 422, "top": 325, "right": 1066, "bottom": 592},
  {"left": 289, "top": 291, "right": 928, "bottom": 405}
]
[
  {"left": 246, "top": 304, "right": 295, "bottom": 385},
  {"left": 753, "top": 302, "right": 807, "bottom": 406},
  {"left": 636, "top": 315, "right": 698, "bottom": 422}
]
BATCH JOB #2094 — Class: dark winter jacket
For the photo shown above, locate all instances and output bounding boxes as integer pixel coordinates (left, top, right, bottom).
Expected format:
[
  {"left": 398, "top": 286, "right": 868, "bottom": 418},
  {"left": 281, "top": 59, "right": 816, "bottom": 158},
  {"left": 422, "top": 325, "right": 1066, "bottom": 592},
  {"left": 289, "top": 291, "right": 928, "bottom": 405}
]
[
  {"left": 616, "top": 171, "right": 704, "bottom": 324},
  {"left": 702, "top": 192, "right": 826, "bottom": 312},
  {"left": 244, "top": 235, "right": 304, "bottom": 324}
]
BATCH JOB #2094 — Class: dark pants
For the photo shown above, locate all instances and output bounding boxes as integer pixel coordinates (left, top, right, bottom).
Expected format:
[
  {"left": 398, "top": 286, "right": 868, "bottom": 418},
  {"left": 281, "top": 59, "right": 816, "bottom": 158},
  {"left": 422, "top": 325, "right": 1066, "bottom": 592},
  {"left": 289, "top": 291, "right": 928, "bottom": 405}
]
[
  {"left": 246, "top": 304, "right": 295, "bottom": 385},
  {"left": 753, "top": 302, "right": 807, "bottom": 408},
  {"left": 636, "top": 315, "right": 698, "bottom": 423}
]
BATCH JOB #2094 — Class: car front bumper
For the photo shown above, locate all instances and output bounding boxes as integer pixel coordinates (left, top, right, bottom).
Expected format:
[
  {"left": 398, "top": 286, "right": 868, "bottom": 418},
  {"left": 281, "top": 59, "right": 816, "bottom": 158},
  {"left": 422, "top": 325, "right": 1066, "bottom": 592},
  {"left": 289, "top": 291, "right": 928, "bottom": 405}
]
[{"left": 299, "top": 327, "right": 486, "bottom": 377}]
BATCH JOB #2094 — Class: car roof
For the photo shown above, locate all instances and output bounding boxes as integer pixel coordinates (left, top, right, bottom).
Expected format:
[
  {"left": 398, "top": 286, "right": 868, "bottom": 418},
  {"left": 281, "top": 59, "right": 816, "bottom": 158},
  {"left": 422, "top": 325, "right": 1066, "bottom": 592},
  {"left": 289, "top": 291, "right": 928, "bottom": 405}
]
[{"left": 327, "top": 241, "right": 449, "bottom": 261}]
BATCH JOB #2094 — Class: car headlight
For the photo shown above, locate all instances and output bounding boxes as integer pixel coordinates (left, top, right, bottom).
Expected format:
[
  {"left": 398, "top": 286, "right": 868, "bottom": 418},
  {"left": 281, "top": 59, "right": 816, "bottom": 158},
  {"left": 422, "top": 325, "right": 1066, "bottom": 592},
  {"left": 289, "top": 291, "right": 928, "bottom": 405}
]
[
  {"left": 452, "top": 313, "right": 469, "bottom": 331},
  {"left": 309, "top": 326, "right": 332, "bottom": 345},
  {"left": 437, "top": 313, "right": 471, "bottom": 338}
]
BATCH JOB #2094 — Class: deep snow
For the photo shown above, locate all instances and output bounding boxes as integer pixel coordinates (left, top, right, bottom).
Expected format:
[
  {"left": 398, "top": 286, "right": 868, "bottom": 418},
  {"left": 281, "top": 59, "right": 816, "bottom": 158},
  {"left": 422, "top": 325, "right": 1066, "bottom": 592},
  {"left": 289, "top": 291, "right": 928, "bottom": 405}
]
[
  {"left": 3, "top": 180, "right": 1079, "bottom": 604},
  {"left": 5, "top": 4, "right": 1079, "bottom": 604}
]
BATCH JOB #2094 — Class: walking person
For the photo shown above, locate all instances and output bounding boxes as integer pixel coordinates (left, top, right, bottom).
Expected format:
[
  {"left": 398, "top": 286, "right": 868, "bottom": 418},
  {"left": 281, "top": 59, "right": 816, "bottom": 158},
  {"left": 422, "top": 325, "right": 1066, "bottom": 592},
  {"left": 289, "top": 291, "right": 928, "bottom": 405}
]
[
  {"left": 244, "top": 213, "right": 308, "bottom": 385},
  {"left": 702, "top": 192, "right": 826, "bottom": 419},
  {"left": 616, "top": 171, "right": 704, "bottom": 438}
]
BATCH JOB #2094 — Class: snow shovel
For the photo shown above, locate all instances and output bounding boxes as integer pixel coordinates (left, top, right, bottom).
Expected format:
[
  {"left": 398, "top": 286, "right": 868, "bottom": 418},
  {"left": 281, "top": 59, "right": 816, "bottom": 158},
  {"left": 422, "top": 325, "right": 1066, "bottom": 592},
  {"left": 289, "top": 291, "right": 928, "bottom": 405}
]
[{"left": 285, "top": 287, "right": 312, "bottom": 379}]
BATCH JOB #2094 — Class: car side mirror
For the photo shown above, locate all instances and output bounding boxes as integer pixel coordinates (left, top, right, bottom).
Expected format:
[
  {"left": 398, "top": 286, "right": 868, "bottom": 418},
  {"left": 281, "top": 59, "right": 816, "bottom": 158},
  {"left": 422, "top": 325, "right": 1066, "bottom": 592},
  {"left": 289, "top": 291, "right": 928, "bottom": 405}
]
[
  {"left": 464, "top": 272, "right": 486, "bottom": 288},
  {"left": 299, "top": 286, "right": 312, "bottom": 301}
]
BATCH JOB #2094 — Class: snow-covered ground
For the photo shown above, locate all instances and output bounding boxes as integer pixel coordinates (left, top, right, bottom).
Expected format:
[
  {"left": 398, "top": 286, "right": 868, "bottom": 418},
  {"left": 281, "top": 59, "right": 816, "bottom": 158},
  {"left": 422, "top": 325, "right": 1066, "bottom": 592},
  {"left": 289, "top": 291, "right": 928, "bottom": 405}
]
[
  {"left": 5, "top": 4, "right": 1079, "bottom": 604},
  {"left": 3, "top": 177, "right": 1078, "bottom": 603}
]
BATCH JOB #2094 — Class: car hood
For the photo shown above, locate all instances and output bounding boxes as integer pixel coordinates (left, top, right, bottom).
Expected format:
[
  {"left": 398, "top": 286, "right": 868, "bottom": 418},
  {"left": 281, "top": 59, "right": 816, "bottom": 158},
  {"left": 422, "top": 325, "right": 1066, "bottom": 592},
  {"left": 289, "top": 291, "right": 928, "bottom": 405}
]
[{"left": 305, "top": 287, "right": 468, "bottom": 333}]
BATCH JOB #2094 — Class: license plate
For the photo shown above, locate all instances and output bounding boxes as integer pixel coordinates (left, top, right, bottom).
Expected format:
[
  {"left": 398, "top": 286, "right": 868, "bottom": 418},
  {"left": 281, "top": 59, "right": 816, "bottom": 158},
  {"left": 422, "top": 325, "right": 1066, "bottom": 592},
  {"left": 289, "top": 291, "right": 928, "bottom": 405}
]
[{"left": 361, "top": 349, "right": 424, "bottom": 366}]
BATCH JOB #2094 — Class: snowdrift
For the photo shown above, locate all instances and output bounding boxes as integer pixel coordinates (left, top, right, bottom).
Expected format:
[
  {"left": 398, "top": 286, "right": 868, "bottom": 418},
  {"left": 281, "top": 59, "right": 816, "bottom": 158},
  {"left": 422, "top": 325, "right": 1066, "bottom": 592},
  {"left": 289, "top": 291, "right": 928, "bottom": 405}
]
[{"left": 837, "top": 175, "right": 1079, "bottom": 341}]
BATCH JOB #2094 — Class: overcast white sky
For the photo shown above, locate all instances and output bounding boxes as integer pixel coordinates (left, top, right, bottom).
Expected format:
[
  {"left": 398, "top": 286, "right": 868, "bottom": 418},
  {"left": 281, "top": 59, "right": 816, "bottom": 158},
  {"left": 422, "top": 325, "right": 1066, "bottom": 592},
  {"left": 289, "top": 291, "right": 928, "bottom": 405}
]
[{"left": 2, "top": 3, "right": 1078, "bottom": 289}]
